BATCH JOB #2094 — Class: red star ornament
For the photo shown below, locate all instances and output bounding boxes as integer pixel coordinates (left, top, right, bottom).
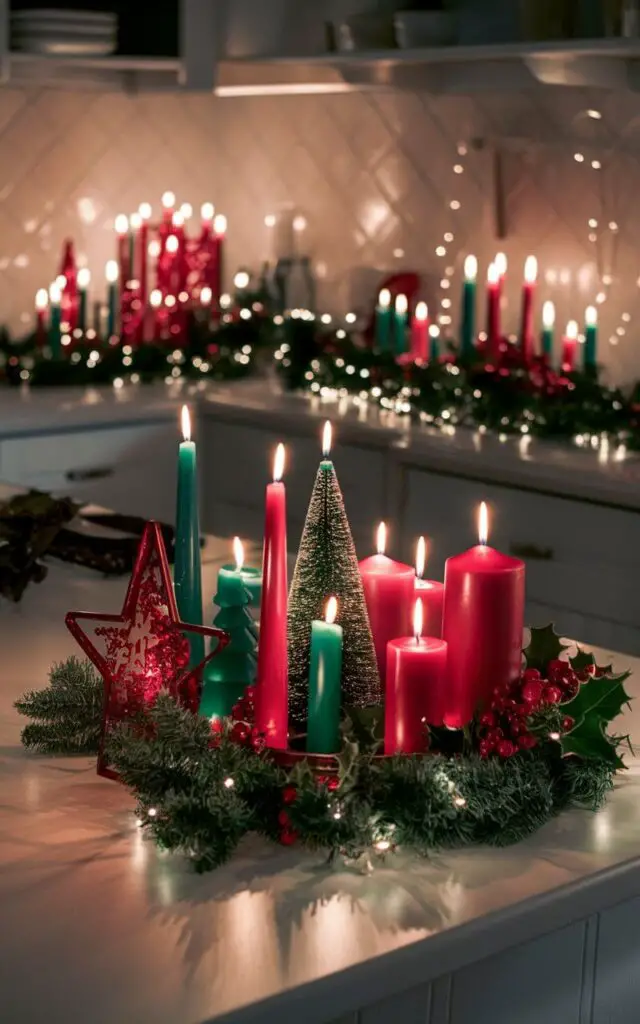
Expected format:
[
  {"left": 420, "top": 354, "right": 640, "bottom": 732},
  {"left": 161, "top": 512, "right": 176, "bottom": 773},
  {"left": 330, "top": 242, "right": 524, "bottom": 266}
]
[{"left": 66, "top": 520, "right": 228, "bottom": 779}]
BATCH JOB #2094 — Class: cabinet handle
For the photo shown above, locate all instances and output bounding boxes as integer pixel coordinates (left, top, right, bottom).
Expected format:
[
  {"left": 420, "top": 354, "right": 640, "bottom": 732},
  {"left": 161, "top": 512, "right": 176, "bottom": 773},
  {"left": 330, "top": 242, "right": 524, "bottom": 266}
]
[
  {"left": 509, "top": 542, "right": 554, "bottom": 561},
  {"left": 66, "top": 466, "right": 115, "bottom": 482}
]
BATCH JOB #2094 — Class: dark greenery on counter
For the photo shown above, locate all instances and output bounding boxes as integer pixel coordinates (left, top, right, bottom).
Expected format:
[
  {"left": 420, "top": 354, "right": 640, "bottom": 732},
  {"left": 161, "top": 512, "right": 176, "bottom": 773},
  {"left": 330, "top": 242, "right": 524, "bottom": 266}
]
[{"left": 16, "top": 657, "right": 103, "bottom": 755}]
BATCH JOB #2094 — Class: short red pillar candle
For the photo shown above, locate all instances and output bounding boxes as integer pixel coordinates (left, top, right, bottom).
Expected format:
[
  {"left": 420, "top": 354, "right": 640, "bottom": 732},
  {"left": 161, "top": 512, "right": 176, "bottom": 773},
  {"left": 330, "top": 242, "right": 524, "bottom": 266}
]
[
  {"left": 411, "top": 301, "right": 429, "bottom": 362},
  {"left": 442, "top": 502, "right": 525, "bottom": 728},
  {"left": 359, "top": 522, "right": 415, "bottom": 684},
  {"left": 414, "top": 536, "right": 444, "bottom": 638},
  {"left": 385, "top": 598, "right": 448, "bottom": 753},
  {"left": 561, "top": 319, "right": 579, "bottom": 373}
]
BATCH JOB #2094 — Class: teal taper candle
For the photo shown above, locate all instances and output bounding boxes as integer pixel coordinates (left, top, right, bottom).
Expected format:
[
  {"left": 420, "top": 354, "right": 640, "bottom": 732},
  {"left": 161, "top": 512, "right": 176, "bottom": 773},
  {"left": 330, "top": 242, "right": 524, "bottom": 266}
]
[
  {"left": 541, "top": 300, "right": 555, "bottom": 363},
  {"left": 307, "top": 595, "right": 343, "bottom": 753},
  {"left": 584, "top": 304, "right": 598, "bottom": 371},
  {"left": 77, "top": 267, "right": 90, "bottom": 333},
  {"left": 375, "top": 288, "right": 392, "bottom": 352},
  {"left": 460, "top": 254, "right": 477, "bottom": 357},
  {"left": 174, "top": 405, "right": 204, "bottom": 669},
  {"left": 394, "top": 293, "right": 408, "bottom": 355},
  {"left": 106, "top": 259, "right": 118, "bottom": 338},
  {"left": 48, "top": 281, "right": 62, "bottom": 358}
]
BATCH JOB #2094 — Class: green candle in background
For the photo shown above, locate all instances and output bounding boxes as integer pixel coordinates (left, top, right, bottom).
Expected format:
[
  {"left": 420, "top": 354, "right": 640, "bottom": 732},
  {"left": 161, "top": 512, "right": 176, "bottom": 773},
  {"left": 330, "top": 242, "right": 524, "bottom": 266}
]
[
  {"left": 541, "top": 300, "right": 555, "bottom": 362},
  {"left": 174, "top": 405, "right": 204, "bottom": 670},
  {"left": 429, "top": 324, "right": 440, "bottom": 363},
  {"left": 48, "top": 281, "right": 62, "bottom": 358},
  {"left": 394, "top": 293, "right": 408, "bottom": 355},
  {"left": 375, "top": 288, "right": 392, "bottom": 352},
  {"left": 77, "top": 268, "right": 90, "bottom": 333},
  {"left": 460, "top": 254, "right": 477, "bottom": 357},
  {"left": 106, "top": 260, "right": 118, "bottom": 338},
  {"left": 584, "top": 304, "right": 598, "bottom": 371},
  {"left": 307, "top": 595, "right": 343, "bottom": 754}
]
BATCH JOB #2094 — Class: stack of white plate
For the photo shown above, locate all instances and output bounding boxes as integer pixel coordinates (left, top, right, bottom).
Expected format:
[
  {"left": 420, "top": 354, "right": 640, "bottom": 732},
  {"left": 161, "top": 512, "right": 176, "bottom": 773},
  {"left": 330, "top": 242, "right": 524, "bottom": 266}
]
[{"left": 11, "top": 9, "right": 118, "bottom": 56}]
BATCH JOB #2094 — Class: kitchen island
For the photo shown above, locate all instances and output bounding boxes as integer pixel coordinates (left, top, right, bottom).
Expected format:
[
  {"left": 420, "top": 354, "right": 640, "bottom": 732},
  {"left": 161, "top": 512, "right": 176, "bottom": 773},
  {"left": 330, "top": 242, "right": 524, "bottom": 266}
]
[{"left": 1, "top": 535, "right": 640, "bottom": 1024}]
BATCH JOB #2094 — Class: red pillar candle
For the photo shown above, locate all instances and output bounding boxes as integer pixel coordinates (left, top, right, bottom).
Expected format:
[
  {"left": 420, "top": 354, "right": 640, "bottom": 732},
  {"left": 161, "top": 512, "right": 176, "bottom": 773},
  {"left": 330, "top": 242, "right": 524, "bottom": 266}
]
[
  {"left": 414, "top": 536, "right": 444, "bottom": 638},
  {"left": 35, "top": 288, "right": 48, "bottom": 347},
  {"left": 485, "top": 262, "right": 501, "bottom": 358},
  {"left": 442, "top": 502, "right": 525, "bottom": 728},
  {"left": 411, "top": 301, "right": 429, "bottom": 362},
  {"left": 519, "top": 255, "right": 537, "bottom": 362},
  {"left": 385, "top": 598, "right": 448, "bottom": 753},
  {"left": 256, "top": 443, "right": 289, "bottom": 749},
  {"left": 359, "top": 522, "right": 415, "bottom": 684},
  {"left": 561, "top": 319, "right": 579, "bottom": 373}
]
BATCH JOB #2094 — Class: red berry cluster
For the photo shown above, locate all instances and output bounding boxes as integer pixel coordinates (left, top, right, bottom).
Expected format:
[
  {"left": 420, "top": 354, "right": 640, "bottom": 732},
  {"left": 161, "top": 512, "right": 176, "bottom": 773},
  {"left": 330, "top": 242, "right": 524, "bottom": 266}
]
[
  {"left": 477, "top": 658, "right": 592, "bottom": 759},
  {"left": 227, "top": 685, "right": 267, "bottom": 753},
  {"left": 277, "top": 775, "right": 340, "bottom": 846}
]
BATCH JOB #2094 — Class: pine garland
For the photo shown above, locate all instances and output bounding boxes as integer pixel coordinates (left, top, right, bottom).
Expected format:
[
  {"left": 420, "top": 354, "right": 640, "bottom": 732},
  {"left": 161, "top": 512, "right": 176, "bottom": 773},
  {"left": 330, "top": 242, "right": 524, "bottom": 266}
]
[{"left": 15, "top": 657, "right": 102, "bottom": 754}]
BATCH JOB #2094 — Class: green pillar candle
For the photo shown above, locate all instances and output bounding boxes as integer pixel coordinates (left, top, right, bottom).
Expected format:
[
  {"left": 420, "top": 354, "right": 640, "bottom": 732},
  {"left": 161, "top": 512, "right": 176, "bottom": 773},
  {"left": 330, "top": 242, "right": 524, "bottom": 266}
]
[
  {"left": 307, "top": 596, "right": 343, "bottom": 754},
  {"left": 429, "top": 327, "right": 440, "bottom": 363},
  {"left": 48, "top": 282, "right": 62, "bottom": 358},
  {"left": 584, "top": 305, "right": 598, "bottom": 371},
  {"left": 375, "top": 288, "right": 392, "bottom": 352},
  {"left": 460, "top": 255, "right": 477, "bottom": 357},
  {"left": 394, "top": 293, "right": 408, "bottom": 355},
  {"left": 106, "top": 260, "right": 119, "bottom": 338},
  {"left": 541, "top": 300, "right": 555, "bottom": 362},
  {"left": 174, "top": 405, "right": 204, "bottom": 671},
  {"left": 77, "top": 268, "right": 90, "bottom": 333}
]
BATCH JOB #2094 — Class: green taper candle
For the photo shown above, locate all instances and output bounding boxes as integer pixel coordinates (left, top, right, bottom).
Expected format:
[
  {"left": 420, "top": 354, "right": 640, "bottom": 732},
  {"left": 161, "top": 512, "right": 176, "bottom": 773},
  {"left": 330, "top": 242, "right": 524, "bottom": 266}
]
[
  {"left": 77, "top": 268, "right": 90, "bottom": 333},
  {"left": 375, "top": 288, "right": 392, "bottom": 352},
  {"left": 307, "top": 595, "right": 343, "bottom": 753},
  {"left": 174, "top": 405, "right": 204, "bottom": 670},
  {"left": 584, "top": 305, "right": 598, "bottom": 371},
  {"left": 429, "top": 325, "right": 440, "bottom": 363},
  {"left": 106, "top": 260, "right": 118, "bottom": 338},
  {"left": 541, "top": 300, "right": 555, "bottom": 363},
  {"left": 394, "top": 293, "right": 408, "bottom": 355},
  {"left": 460, "top": 254, "right": 477, "bottom": 357},
  {"left": 48, "top": 282, "right": 62, "bottom": 358}
]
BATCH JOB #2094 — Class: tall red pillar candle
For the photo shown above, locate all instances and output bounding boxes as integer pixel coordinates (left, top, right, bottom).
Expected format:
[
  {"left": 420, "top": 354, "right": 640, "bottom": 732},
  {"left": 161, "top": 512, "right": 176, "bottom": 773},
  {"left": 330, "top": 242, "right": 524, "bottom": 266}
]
[
  {"left": 212, "top": 213, "right": 227, "bottom": 306},
  {"left": 442, "top": 502, "right": 525, "bottom": 728},
  {"left": 561, "top": 319, "right": 579, "bottom": 373},
  {"left": 414, "top": 536, "right": 444, "bottom": 638},
  {"left": 385, "top": 599, "right": 448, "bottom": 753},
  {"left": 519, "top": 255, "right": 537, "bottom": 362},
  {"left": 411, "top": 301, "right": 429, "bottom": 362},
  {"left": 256, "top": 443, "right": 289, "bottom": 749},
  {"left": 35, "top": 288, "right": 48, "bottom": 347},
  {"left": 485, "top": 262, "right": 501, "bottom": 358},
  {"left": 115, "top": 214, "right": 130, "bottom": 288},
  {"left": 359, "top": 522, "right": 414, "bottom": 684}
]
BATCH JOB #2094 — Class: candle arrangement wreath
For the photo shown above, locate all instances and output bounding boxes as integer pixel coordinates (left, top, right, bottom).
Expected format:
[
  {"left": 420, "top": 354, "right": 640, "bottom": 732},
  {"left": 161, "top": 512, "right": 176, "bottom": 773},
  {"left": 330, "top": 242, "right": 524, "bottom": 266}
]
[{"left": 16, "top": 415, "right": 631, "bottom": 871}]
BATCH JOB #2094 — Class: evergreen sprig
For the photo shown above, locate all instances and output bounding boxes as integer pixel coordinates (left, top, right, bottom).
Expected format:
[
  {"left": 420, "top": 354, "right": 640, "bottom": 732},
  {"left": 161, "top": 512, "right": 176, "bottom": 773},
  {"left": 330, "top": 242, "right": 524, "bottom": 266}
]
[{"left": 15, "top": 657, "right": 103, "bottom": 755}]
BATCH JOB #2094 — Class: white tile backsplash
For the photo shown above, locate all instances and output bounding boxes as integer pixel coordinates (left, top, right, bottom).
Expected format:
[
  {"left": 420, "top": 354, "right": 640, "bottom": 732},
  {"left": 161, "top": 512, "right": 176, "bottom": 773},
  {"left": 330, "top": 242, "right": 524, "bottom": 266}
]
[{"left": 1, "top": 83, "right": 639, "bottom": 383}]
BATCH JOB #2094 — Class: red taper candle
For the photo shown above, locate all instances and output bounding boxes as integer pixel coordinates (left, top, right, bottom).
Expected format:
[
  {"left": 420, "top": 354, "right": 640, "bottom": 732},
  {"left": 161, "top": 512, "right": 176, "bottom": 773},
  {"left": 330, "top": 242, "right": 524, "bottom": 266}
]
[
  {"left": 411, "top": 301, "right": 429, "bottom": 362},
  {"left": 561, "top": 319, "right": 579, "bottom": 373},
  {"left": 385, "top": 598, "right": 448, "bottom": 753},
  {"left": 35, "top": 288, "right": 48, "bottom": 347},
  {"left": 486, "top": 262, "right": 501, "bottom": 359},
  {"left": 359, "top": 522, "right": 414, "bottom": 684},
  {"left": 256, "top": 443, "right": 289, "bottom": 749},
  {"left": 414, "top": 536, "right": 444, "bottom": 638},
  {"left": 442, "top": 502, "right": 525, "bottom": 728},
  {"left": 519, "top": 255, "right": 537, "bottom": 362},
  {"left": 212, "top": 213, "right": 227, "bottom": 307}
]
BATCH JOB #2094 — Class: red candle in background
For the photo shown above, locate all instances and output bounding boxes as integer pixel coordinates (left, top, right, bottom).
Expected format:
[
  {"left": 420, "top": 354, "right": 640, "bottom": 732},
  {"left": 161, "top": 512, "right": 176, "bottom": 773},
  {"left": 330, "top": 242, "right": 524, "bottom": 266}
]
[
  {"left": 385, "top": 598, "right": 448, "bottom": 753},
  {"left": 201, "top": 201, "right": 214, "bottom": 238},
  {"left": 212, "top": 213, "right": 227, "bottom": 307},
  {"left": 442, "top": 502, "right": 525, "bottom": 728},
  {"left": 359, "top": 522, "right": 415, "bottom": 684},
  {"left": 411, "top": 301, "right": 429, "bottom": 362},
  {"left": 561, "top": 319, "right": 579, "bottom": 373},
  {"left": 414, "top": 536, "right": 444, "bottom": 638},
  {"left": 256, "top": 443, "right": 289, "bottom": 749},
  {"left": 486, "top": 262, "right": 501, "bottom": 358},
  {"left": 35, "top": 288, "right": 48, "bottom": 347},
  {"left": 138, "top": 202, "right": 151, "bottom": 314},
  {"left": 149, "top": 288, "right": 163, "bottom": 342},
  {"left": 519, "top": 255, "right": 537, "bottom": 362},
  {"left": 161, "top": 190, "right": 175, "bottom": 226}
]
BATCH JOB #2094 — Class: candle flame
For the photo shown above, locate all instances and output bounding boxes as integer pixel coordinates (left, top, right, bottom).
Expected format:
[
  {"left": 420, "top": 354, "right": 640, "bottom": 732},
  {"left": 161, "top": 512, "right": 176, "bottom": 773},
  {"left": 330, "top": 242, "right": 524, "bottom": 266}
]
[
  {"left": 114, "top": 213, "right": 129, "bottom": 235},
  {"left": 77, "top": 268, "right": 91, "bottom": 289},
  {"left": 542, "top": 300, "right": 555, "bottom": 329},
  {"left": 48, "top": 281, "right": 62, "bottom": 304},
  {"left": 161, "top": 190, "right": 175, "bottom": 209},
  {"left": 487, "top": 262, "right": 499, "bottom": 286},
  {"left": 105, "top": 259, "right": 119, "bottom": 284},
  {"left": 181, "top": 404, "right": 191, "bottom": 442},
  {"left": 395, "top": 293, "right": 408, "bottom": 315},
  {"left": 415, "top": 536, "right": 426, "bottom": 579},
  {"left": 325, "top": 596, "right": 338, "bottom": 625},
  {"left": 322, "top": 420, "right": 332, "bottom": 457},
  {"left": 494, "top": 252, "right": 507, "bottom": 277},
  {"left": 214, "top": 213, "right": 227, "bottom": 235},
  {"left": 273, "top": 442, "right": 285, "bottom": 482},
  {"left": 415, "top": 301, "right": 428, "bottom": 322},
  {"left": 376, "top": 521, "right": 387, "bottom": 556},
  {"left": 378, "top": 287, "right": 391, "bottom": 308},
  {"left": 172, "top": 211, "right": 184, "bottom": 229},
  {"left": 478, "top": 502, "right": 489, "bottom": 546},
  {"left": 150, "top": 288, "right": 162, "bottom": 308},
  {"left": 56, "top": 274, "right": 67, "bottom": 290},
  {"left": 413, "top": 598, "right": 423, "bottom": 642},
  {"left": 585, "top": 305, "right": 597, "bottom": 327},
  {"left": 566, "top": 319, "right": 579, "bottom": 340},
  {"left": 524, "top": 255, "right": 538, "bottom": 284},
  {"left": 166, "top": 235, "right": 179, "bottom": 255},
  {"left": 129, "top": 212, "right": 142, "bottom": 230},
  {"left": 139, "top": 201, "right": 152, "bottom": 220},
  {"left": 201, "top": 201, "right": 214, "bottom": 221},
  {"left": 200, "top": 285, "right": 212, "bottom": 306},
  {"left": 464, "top": 254, "right": 478, "bottom": 281},
  {"left": 180, "top": 202, "right": 193, "bottom": 220},
  {"left": 233, "top": 536, "right": 244, "bottom": 571},
  {"left": 35, "top": 288, "right": 48, "bottom": 311}
]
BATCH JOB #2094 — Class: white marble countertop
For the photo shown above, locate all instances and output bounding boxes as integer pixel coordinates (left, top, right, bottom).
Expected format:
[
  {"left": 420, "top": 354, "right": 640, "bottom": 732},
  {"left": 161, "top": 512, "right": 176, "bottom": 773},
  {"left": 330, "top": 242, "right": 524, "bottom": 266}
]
[{"left": 2, "top": 534, "right": 640, "bottom": 1024}]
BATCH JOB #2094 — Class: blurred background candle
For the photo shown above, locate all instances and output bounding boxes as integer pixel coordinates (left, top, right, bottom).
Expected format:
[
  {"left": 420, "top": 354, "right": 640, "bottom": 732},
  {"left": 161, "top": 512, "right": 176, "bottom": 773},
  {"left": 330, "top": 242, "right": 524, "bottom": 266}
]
[
  {"left": 561, "top": 319, "right": 579, "bottom": 373},
  {"left": 584, "top": 305, "right": 598, "bottom": 371},
  {"left": 77, "top": 267, "right": 90, "bottom": 332},
  {"left": 213, "top": 213, "right": 227, "bottom": 307},
  {"left": 375, "top": 287, "right": 392, "bottom": 352},
  {"left": 519, "top": 255, "right": 537, "bottom": 361},
  {"left": 494, "top": 251, "right": 507, "bottom": 290},
  {"left": 541, "top": 300, "right": 555, "bottom": 362},
  {"left": 138, "top": 202, "right": 152, "bottom": 312},
  {"left": 359, "top": 522, "right": 414, "bottom": 683},
  {"left": 115, "top": 213, "right": 130, "bottom": 286},
  {"left": 161, "top": 190, "right": 175, "bottom": 224},
  {"left": 48, "top": 281, "right": 62, "bottom": 357},
  {"left": 394, "top": 293, "right": 408, "bottom": 355},
  {"left": 105, "top": 259, "right": 119, "bottom": 338},
  {"left": 442, "top": 502, "right": 525, "bottom": 728},
  {"left": 307, "top": 595, "right": 343, "bottom": 754},
  {"left": 256, "top": 442, "right": 289, "bottom": 749},
  {"left": 414, "top": 536, "right": 444, "bottom": 638},
  {"left": 35, "top": 287, "right": 48, "bottom": 347},
  {"left": 429, "top": 323, "right": 440, "bottom": 362},
  {"left": 460, "top": 254, "right": 477, "bottom": 357},
  {"left": 485, "top": 262, "right": 501, "bottom": 358},
  {"left": 175, "top": 405, "right": 204, "bottom": 669},
  {"left": 150, "top": 288, "right": 163, "bottom": 341},
  {"left": 385, "top": 598, "right": 448, "bottom": 753},
  {"left": 411, "top": 301, "right": 429, "bottom": 362},
  {"left": 201, "top": 201, "right": 214, "bottom": 236},
  {"left": 128, "top": 211, "right": 141, "bottom": 280}
]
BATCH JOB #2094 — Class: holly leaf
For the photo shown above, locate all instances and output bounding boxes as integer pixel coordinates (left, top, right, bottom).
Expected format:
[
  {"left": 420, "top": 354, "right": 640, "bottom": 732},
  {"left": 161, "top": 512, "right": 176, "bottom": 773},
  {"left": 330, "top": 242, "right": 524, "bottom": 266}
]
[
  {"left": 570, "top": 647, "right": 596, "bottom": 674},
  {"left": 524, "top": 623, "right": 569, "bottom": 672},
  {"left": 560, "top": 716, "right": 625, "bottom": 769},
  {"left": 562, "top": 671, "right": 632, "bottom": 728}
]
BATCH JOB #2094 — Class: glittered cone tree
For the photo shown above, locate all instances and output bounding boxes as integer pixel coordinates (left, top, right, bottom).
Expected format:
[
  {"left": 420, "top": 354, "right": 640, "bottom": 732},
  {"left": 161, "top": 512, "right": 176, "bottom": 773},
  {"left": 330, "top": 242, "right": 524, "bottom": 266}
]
[
  {"left": 287, "top": 442, "right": 381, "bottom": 725},
  {"left": 200, "top": 579, "right": 258, "bottom": 720}
]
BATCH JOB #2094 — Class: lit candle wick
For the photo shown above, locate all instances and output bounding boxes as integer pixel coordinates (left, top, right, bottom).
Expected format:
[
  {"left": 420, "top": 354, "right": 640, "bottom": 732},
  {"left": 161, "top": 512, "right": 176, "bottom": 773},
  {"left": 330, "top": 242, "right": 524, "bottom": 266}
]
[
  {"left": 325, "top": 595, "right": 338, "bottom": 625},
  {"left": 322, "top": 420, "right": 332, "bottom": 457},
  {"left": 273, "top": 442, "right": 285, "bottom": 482},
  {"left": 478, "top": 501, "right": 489, "bottom": 546},
  {"left": 415, "top": 535, "right": 426, "bottom": 579},
  {"left": 181, "top": 404, "right": 191, "bottom": 443},
  {"left": 377, "top": 521, "right": 387, "bottom": 556},
  {"left": 233, "top": 536, "right": 244, "bottom": 571}
]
